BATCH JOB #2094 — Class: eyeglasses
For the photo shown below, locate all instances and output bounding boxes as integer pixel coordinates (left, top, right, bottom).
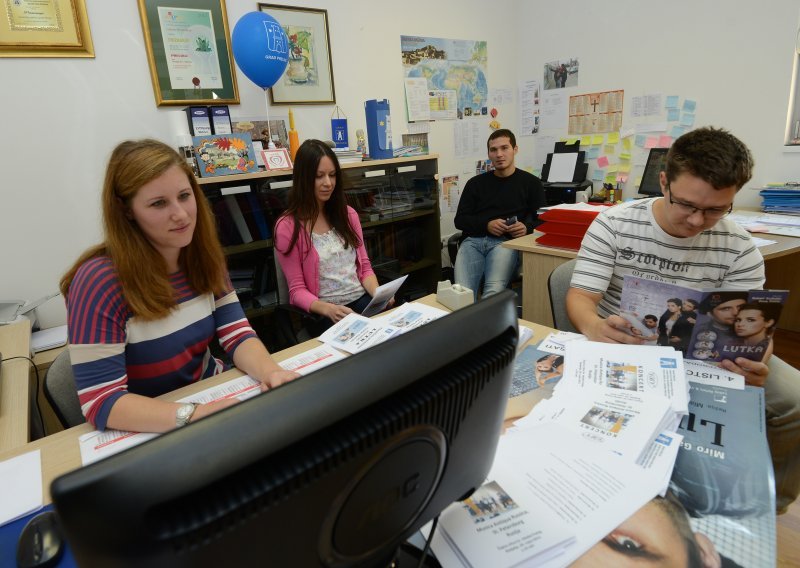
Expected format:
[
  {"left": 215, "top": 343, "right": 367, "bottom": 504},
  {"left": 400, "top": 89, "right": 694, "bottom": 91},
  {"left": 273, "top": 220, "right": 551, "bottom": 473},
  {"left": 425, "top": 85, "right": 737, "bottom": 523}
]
[{"left": 665, "top": 185, "right": 733, "bottom": 219}]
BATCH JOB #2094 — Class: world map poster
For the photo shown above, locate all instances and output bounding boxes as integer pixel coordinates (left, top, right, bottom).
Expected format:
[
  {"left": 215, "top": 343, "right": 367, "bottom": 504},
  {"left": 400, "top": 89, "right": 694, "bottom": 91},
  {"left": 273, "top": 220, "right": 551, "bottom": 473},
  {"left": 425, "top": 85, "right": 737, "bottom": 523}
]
[{"left": 401, "top": 35, "right": 488, "bottom": 120}]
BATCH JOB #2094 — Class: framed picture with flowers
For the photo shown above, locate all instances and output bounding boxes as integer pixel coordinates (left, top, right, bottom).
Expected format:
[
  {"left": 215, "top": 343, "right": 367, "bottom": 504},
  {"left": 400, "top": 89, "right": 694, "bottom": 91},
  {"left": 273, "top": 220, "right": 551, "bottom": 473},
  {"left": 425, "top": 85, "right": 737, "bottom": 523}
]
[{"left": 258, "top": 4, "right": 336, "bottom": 105}]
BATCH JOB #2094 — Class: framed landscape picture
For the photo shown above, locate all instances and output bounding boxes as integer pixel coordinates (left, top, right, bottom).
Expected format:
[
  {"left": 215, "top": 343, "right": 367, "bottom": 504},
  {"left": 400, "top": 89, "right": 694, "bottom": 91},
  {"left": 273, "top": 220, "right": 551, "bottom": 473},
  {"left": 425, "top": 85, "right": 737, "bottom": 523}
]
[
  {"left": 258, "top": 4, "right": 335, "bottom": 105},
  {"left": 137, "top": 0, "right": 239, "bottom": 106}
]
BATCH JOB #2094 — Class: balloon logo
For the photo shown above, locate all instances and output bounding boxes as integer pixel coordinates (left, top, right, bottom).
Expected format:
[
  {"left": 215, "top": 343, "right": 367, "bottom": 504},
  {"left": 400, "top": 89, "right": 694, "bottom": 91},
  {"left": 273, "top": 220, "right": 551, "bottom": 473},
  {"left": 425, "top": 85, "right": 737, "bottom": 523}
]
[{"left": 231, "top": 11, "right": 289, "bottom": 89}]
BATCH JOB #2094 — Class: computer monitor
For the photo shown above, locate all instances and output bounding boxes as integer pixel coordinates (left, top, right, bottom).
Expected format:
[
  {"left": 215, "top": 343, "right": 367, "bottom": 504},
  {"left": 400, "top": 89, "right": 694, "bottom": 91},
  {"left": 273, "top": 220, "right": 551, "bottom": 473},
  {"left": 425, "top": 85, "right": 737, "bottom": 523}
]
[
  {"left": 638, "top": 147, "right": 669, "bottom": 196},
  {"left": 51, "top": 291, "right": 519, "bottom": 567}
]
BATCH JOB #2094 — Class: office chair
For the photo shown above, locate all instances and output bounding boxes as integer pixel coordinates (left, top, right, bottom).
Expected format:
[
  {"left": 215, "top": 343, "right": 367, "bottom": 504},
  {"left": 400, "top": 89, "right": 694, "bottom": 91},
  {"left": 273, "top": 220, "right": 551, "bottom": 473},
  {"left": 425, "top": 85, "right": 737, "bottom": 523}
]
[
  {"left": 547, "top": 258, "right": 578, "bottom": 333},
  {"left": 43, "top": 350, "right": 86, "bottom": 429},
  {"left": 446, "top": 231, "right": 523, "bottom": 298},
  {"left": 272, "top": 254, "right": 327, "bottom": 348}
]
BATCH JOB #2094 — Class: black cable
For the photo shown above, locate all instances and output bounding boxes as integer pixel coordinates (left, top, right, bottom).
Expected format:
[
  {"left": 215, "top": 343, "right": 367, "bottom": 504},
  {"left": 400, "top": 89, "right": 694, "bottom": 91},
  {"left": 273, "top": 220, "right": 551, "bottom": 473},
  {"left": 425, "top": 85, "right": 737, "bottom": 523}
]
[
  {"left": 1, "top": 355, "right": 46, "bottom": 436},
  {"left": 416, "top": 514, "right": 439, "bottom": 568}
]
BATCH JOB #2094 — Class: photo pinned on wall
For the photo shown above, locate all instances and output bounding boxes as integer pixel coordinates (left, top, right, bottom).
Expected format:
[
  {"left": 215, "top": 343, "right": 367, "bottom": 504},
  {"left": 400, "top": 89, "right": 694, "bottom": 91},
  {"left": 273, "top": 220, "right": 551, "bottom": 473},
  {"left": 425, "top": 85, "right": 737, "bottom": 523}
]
[
  {"left": 261, "top": 148, "right": 292, "bottom": 171},
  {"left": 231, "top": 118, "right": 289, "bottom": 149},
  {"left": 543, "top": 57, "right": 579, "bottom": 90}
]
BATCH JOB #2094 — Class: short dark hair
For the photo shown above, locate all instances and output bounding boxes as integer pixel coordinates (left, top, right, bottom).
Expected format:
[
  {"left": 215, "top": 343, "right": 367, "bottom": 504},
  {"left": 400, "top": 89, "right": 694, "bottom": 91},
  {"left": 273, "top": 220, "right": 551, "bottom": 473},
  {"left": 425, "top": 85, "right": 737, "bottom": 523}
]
[
  {"left": 665, "top": 126, "right": 753, "bottom": 190},
  {"left": 698, "top": 291, "right": 749, "bottom": 315},
  {"left": 487, "top": 129, "right": 516, "bottom": 150},
  {"left": 644, "top": 314, "right": 658, "bottom": 322}
]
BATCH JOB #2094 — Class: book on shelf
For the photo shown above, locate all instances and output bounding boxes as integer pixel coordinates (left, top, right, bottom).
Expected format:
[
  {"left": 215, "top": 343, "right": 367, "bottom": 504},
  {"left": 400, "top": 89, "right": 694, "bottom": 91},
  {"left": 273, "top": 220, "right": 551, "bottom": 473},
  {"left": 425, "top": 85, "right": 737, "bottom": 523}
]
[
  {"left": 619, "top": 275, "right": 788, "bottom": 365},
  {"left": 213, "top": 198, "right": 242, "bottom": 246},
  {"left": 223, "top": 195, "right": 253, "bottom": 244},
  {"left": 239, "top": 192, "right": 272, "bottom": 240}
]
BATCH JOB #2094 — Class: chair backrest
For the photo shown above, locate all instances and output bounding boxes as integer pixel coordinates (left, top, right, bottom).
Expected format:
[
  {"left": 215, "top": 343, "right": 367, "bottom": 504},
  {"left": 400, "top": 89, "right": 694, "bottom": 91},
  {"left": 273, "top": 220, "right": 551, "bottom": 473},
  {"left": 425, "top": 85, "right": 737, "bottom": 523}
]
[
  {"left": 43, "top": 349, "right": 86, "bottom": 429},
  {"left": 547, "top": 259, "right": 578, "bottom": 333},
  {"left": 273, "top": 253, "right": 290, "bottom": 304}
]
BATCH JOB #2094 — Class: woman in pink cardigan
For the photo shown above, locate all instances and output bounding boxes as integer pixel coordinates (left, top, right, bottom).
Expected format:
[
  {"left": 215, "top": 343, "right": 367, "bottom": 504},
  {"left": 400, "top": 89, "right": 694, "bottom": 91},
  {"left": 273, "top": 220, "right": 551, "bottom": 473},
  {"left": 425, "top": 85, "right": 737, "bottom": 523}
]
[{"left": 274, "top": 140, "right": 390, "bottom": 333}]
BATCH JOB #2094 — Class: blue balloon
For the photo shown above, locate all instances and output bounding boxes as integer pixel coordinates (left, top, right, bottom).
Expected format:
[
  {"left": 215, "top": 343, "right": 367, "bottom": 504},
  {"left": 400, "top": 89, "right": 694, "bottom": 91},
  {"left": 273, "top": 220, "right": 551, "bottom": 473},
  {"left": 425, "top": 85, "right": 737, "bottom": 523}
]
[{"left": 231, "top": 11, "right": 289, "bottom": 89}]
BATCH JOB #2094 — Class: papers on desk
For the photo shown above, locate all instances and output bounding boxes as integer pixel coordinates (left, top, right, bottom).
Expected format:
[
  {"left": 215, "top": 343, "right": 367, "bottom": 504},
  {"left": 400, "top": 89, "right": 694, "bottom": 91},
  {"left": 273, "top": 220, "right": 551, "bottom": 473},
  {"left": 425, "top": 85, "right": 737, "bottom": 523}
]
[
  {"left": 30, "top": 324, "right": 68, "bottom": 353},
  {"left": 371, "top": 301, "right": 449, "bottom": 331},
  {"left": 432, "top": 423, "right": 681, "bottom": 567},
  {"left": 318, "top": 313, "right": 402, "bottom": 354},
  {"left": 0, "top": 450, "right": 42, "bottom": 527}
]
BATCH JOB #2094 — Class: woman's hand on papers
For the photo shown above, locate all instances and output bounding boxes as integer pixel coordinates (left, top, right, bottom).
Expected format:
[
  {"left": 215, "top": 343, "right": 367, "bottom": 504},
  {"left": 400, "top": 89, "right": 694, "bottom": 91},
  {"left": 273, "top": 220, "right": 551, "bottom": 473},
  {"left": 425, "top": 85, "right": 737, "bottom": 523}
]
[
  {"left": 260, "top": 369, "right": 300, "bottom": 390},
  {"left": 318, "top": 301, "right": 354, "bottom": 323}
]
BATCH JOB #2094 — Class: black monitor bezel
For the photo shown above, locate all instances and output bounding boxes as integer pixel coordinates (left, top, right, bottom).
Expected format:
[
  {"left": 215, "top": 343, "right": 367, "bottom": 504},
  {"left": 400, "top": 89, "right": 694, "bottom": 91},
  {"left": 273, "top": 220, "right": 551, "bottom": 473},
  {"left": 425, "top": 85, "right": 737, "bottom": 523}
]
[{"left": 639, "top": 147, "right": 669, "bottom": 196}]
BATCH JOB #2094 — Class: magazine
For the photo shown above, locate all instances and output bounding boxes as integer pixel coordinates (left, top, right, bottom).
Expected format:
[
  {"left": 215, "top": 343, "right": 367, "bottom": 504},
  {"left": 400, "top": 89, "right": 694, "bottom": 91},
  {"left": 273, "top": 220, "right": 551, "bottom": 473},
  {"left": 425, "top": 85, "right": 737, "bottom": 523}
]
[
  {"left": 569, "top": 382, "right": 775, "bottom": 567},
  {"left": 619, "top": 275, "right": 788, "bottom": 364}
]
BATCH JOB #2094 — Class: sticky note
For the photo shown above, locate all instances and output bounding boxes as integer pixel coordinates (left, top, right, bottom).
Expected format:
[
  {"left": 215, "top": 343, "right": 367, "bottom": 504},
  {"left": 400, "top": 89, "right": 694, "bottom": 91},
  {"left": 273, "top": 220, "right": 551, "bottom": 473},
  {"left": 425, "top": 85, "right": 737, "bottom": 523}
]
[
  {"left": 658, "top": 135, "right": 673, "bottom": 147},
  {"left": 607, "top": 164, "right": 619, "bottom": 173},
  {"left": 619, "top": 163, "right": 631, "bottom": 173},
  {"left": 597, "top": 155, "right": 609, "bottom": 168},
  {"left": 616, "top": 173, "right": 629, "bottom": 183},
  {"left": 645, "top": 136, "right": 658, "bottom": 149},
  {"left": 592, "top": 135, "right": 605, "bottom": 145},
  {"left": 665, "top": 95, "right": 679, "bottom": 109},
  {"left": 635, "top": 134, "right": 647, "bottom": 147},
  {"left": 592, "top": 169, "right": 605, "bottom": 181},
  {"left": 619, "top": 152, "right": 631, "bottom": 161},
  {"left": 587, "top": 146, "right": 601, "bottom": 159},
  {"left": 605, "top": 174, "right": 617, "bottom": 184},
  {"left": 607, "top": 132, "right": 620, "bottom": 144},
  {"left": 680, "top": 113, "right": 695, "bottom": 127},
  {"left": 604, "top": 144, "right": 616, "bottom": 154},
  {"left": 581, "top": 136, "right": 592, "bottom": 147},
  {"left": 566, "top": 138, "right": 578, "bottom": 145},
  {"left": 622, "top": 138, "right": 632, "bottom": 151},
  {"left": 670, "top": 125, "right": 687, "bottom": 138},
  {"left": 682, "top": 99, "right": 696, "bottom": 112},
  {"left": 620, "top": 128, "right": 635, "bottom": 139},
  {"left": 667, "top": 108, "right": 680, "bottom": 122}
]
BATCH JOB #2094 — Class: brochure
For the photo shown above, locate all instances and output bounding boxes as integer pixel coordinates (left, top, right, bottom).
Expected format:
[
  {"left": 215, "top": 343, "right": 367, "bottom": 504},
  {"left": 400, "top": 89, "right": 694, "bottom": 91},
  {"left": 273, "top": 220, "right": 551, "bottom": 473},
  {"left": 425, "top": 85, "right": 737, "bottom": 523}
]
[
  {"left": 371, "top": 301, "right": 448, "bottom": 332},
  {"left": 360, "top": 275, "right": 408, "bottom": 317},
  {"left": 619, "top": 275, "right": 788, "bottom": 364},
  {"left": 318, "top": 312, "right": 402, "bottom": 354}
]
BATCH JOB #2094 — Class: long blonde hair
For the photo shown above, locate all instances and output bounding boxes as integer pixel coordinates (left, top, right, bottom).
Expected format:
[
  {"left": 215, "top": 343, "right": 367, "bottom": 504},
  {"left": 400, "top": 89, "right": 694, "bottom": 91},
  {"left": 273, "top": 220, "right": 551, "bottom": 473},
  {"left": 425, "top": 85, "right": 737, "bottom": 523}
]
[{"left": 60, "top": 139, "right": 228, "bottom": 320}]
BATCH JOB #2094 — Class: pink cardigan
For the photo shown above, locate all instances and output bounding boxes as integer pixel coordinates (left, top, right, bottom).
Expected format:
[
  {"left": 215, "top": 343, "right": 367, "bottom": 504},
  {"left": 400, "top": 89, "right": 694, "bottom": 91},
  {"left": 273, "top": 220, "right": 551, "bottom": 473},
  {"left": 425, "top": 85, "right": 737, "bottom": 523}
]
[{"left": 274, "top": 206, "right": 375, "bottom": 312}]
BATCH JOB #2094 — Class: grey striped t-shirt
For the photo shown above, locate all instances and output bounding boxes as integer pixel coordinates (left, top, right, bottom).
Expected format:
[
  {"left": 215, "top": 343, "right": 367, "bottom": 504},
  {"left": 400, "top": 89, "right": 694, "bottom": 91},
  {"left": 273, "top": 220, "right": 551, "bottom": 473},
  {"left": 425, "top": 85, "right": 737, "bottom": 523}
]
[{"left": 571, "top": 198, "right": 765, "bottom": 318}]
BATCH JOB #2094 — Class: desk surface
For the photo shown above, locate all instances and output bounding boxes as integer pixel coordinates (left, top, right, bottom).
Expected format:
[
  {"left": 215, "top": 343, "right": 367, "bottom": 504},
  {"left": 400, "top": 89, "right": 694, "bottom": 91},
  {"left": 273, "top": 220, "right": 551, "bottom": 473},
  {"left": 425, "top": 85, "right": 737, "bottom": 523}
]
[
  {"left": 0, "top": 295, "right": 552, "bottom": 505},
  {"left": 0, "top": 321, "right": 32, "bottom": 452}
]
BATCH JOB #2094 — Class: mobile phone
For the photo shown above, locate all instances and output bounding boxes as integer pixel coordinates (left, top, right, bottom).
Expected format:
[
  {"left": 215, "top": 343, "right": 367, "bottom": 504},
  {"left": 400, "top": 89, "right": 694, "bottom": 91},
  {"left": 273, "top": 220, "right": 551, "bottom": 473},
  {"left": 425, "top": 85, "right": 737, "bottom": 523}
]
[{"left": 505, "top": 215, "right": 517, "bottom": 226}]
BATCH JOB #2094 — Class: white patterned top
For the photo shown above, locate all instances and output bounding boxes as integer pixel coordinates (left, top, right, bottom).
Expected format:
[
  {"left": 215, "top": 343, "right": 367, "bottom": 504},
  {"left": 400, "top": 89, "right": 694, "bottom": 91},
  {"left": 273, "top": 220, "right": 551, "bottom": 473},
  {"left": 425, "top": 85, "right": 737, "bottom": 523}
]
[{"left": 312, "top": 229, "right": 365, "bottom": 305}]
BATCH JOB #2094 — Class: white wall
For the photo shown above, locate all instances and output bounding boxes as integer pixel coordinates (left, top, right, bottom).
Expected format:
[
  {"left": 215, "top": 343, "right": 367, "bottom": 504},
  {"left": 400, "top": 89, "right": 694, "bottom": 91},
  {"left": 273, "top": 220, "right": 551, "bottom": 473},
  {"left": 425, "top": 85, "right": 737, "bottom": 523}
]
[
  {"left": 514, "top": 0, "right": 800, "bottom": 203},
  {"left": 0, "top": 0, "right": 520, "bottom": 326},
  {"left": 2, "top": 0, "right": 799, "bottom": 327}
]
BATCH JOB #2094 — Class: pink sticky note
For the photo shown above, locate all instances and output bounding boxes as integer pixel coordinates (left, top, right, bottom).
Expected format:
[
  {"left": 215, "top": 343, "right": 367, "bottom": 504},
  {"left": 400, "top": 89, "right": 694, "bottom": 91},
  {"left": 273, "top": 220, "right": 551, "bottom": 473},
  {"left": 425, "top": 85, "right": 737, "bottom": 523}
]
[
  {"left": 644, "top": 136, "right": 658, "bottom": 149},
  {"left": 658, "top": 135, "right": 673, "bottom": 147},
  {"left": 597, "top": 156, "right": 609, "bottom": 168}
]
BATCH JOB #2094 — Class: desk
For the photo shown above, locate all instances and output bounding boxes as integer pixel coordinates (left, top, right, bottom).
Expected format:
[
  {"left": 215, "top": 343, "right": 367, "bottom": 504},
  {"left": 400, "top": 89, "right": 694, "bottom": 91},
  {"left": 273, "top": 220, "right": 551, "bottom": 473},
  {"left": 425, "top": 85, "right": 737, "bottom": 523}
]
[
  {"left": 0, "top": 295, "right": 551, "bottom": 506},
  {"left": 0, "top": 321, "right": 32, "bottom": 452},
  {"left": 504, "top": 229, "right": 800, "bottom": 331}
]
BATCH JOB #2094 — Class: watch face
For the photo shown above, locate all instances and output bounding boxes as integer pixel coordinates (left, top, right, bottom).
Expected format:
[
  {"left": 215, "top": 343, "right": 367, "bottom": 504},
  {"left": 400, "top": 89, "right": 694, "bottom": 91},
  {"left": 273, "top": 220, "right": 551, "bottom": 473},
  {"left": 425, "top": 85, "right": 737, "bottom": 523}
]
[{"left": 176, "top": 404, "right": 194, "bottom": 425}]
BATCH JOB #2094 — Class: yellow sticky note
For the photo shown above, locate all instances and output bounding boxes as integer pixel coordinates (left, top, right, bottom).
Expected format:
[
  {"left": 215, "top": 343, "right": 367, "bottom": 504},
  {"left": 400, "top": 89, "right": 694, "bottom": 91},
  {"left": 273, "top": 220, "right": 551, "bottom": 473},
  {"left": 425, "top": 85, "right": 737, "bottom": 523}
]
[
  {"left": 607, "top": 132, "right": 620, "bottom": 144},
  {"left": 607, "top": 164, "right": 619, "bottom": 173},
  {"left": 623, "top": 138, "right": 632, "bottom": 151},
  {"left": 605, "top": 174, "right": 617, "bottom": 184},
  {"left": 581, "top": 136, "right": 592, "bottom": 147},
  {"left": 604, "top": 144, "right": 616, "bottom": 154},
  {"left": 592, "top": 135, "right": 605, "bottom": 145},
  {"left": 566, "top": 138, "right": 578, "bottom": 145},
  {"left": 619, "top": 152, "right": 631, "bottom": 161},
  {"left": 619, "top": 163, "right": 631, "bottom": 173}
]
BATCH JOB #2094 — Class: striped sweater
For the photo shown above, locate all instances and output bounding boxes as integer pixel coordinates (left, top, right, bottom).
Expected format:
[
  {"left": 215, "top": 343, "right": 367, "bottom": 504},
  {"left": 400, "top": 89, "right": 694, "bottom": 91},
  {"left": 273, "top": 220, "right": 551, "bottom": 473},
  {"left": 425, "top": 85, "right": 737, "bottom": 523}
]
[
  {"left": 66, "top": 256, "right": 256, "bottom": 430},
  {"left": 571, "top": 198, "right": 765, "bottom": 318}
]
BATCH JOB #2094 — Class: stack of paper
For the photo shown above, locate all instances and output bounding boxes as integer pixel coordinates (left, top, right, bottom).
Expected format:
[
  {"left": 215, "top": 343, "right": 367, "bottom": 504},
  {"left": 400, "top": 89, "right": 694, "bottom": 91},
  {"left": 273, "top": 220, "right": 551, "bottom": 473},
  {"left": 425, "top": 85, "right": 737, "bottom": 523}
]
[{"left": 30, "top": 324, "right": 68, "bottom": 353}]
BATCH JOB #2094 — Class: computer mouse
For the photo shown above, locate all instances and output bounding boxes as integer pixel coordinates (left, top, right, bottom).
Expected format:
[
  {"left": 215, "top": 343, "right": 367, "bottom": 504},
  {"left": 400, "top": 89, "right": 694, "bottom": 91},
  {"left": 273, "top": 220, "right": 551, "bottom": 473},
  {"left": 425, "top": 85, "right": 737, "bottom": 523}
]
[{"left": 16, "top": 510, "right": 65, "bottom": 568}]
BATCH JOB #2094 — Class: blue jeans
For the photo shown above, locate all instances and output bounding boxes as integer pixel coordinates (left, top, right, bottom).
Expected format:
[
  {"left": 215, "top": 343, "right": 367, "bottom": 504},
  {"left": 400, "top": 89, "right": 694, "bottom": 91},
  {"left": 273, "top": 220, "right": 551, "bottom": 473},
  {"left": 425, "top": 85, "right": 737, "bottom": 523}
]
[{"left": 454, "top": 236, "right": 519, "bottom": 302}]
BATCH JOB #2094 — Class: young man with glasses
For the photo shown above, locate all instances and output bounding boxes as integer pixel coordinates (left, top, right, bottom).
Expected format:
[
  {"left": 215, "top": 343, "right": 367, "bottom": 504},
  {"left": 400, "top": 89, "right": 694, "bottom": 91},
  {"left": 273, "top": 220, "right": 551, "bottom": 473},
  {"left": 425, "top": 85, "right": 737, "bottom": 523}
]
[{"left": 566, "top": 126, "right": 800, "bottom": 513}]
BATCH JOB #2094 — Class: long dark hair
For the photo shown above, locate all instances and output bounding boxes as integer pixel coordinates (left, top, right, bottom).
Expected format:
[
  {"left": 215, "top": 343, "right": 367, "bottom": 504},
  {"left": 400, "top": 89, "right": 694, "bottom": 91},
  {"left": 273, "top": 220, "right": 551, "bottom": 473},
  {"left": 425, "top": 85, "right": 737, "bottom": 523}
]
[{"left": 277, "top": 139, "right": 360, "bottom": 255}]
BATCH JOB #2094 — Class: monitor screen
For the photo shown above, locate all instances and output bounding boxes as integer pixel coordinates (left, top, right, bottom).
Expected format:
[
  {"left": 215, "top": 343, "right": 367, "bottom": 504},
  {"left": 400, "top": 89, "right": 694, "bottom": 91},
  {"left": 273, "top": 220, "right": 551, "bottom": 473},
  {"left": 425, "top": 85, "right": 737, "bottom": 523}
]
[
  {"left": 639, "top": 147, "right": 669, "bottom": 196},
  {"left": 51, "top": 291, "right": 519, "bottom": 568}
]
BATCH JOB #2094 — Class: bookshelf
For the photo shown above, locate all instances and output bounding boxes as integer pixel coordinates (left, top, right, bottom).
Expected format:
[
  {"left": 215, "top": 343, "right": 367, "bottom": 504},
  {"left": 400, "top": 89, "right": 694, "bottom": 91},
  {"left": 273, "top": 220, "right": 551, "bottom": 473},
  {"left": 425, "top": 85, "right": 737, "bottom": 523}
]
[{"left": 198, "top": 155, "right": 441, "bottom": 343}]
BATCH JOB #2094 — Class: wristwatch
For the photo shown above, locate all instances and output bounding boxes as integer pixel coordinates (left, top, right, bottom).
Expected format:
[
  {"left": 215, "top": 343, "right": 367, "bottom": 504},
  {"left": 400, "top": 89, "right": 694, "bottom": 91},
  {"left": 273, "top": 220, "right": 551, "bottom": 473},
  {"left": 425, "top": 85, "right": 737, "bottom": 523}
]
[{"left": 175, "top": 402, "right": 199, "bottom": 428}]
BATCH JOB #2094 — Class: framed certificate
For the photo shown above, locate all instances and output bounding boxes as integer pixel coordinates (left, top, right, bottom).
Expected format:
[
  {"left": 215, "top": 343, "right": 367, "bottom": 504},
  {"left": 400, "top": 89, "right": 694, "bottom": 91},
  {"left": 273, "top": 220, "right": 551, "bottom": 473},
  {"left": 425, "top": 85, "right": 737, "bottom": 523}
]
[
  {"left": 0, "top": 0, "right": 94, "bottom": 58},
  {"left": 137, "top": 0, "right": 239, "bottom": 106}
]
